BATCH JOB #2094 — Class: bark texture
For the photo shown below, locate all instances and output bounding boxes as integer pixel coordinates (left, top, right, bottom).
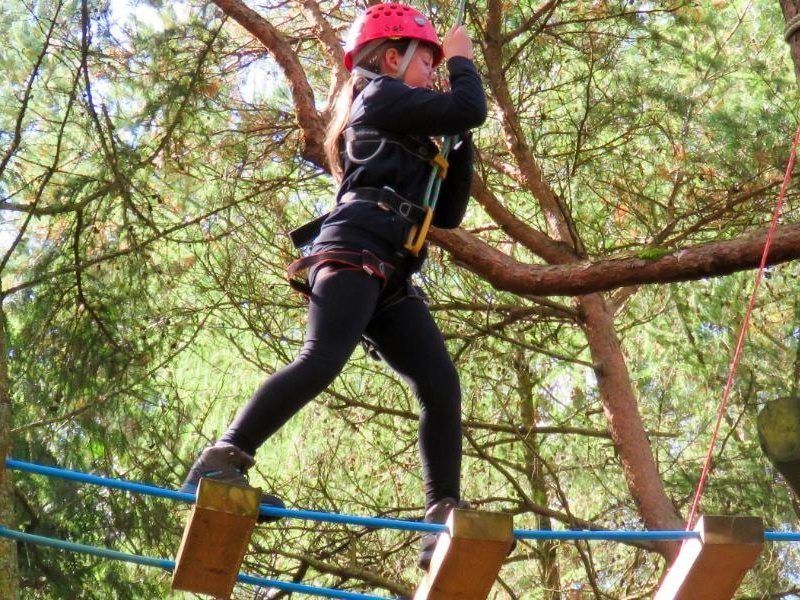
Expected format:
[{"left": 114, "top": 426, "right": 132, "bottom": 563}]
[{"left": 210, "top": 0, "right": 327, "bottom": 167}]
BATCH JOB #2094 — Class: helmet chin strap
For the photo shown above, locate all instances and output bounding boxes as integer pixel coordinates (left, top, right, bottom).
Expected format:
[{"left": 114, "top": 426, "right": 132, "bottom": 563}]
[
  {"left": 353, "top": 39, "right": 420, "bottom": 82},
  {"left": 353, "top": 39, "right": 386, "bottom": 75},
  {"left": 352, "top": 66, "right": 381, "bottom": 80},
  {"left": 394, "top": 39, "right": 419, "bottom": 81}
]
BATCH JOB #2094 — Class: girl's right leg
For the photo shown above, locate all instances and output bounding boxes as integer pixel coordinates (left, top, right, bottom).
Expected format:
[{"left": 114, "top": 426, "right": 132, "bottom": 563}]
[
  {"left": 221, "top": 267, "right": 381, "bottom": 455},
  {"left": 181, "top": 267, "right": 381, "bottom": 495}
]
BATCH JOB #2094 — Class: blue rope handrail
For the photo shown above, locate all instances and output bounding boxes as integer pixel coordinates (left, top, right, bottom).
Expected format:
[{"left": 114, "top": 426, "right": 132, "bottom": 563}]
[
  {"left": 6, "top": 458, "right": 800, "bottom": 542},
  {"left": 5, "top": 458, "right": 446, "bottom": 534},
  {"left": 0, "top": 526, "right": 392, "bottom": 600}
]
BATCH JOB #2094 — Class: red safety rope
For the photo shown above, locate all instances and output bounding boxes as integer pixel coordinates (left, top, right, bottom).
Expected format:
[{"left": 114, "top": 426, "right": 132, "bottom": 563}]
[{"left": 686, "top": 121, "right": 800, "bottom": 530}]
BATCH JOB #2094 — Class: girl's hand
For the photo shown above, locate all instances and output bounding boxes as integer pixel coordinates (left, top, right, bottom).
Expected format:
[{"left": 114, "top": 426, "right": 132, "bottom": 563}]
[{"left": 442, "top": 25, "right": 473, "bottom": 61}]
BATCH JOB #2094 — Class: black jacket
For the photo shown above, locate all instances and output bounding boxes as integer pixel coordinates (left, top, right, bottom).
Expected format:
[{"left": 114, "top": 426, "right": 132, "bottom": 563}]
[{"left": 314, "top": 56, "right": 487, "bottom": 261}]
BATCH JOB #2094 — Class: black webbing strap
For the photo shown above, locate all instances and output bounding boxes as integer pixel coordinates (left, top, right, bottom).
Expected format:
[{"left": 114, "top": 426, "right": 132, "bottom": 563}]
[
  {"left": 340, "top": 187, "right": 426, "bottom": 223},
  {"left": 288, "top": 187, "right": 426, "bottom": 249}
]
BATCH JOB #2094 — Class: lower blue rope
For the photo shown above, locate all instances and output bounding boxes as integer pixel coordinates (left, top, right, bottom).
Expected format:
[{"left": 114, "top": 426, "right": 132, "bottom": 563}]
[
  {"left": 0, "top": 526, "right": 392, "bottom": 600},
  {"left": 7, "top": 458, "right": 800, "bottom": 542}
]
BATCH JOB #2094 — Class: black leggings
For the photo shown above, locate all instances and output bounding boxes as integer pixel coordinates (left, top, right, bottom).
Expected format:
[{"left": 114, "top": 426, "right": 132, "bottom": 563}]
[{"left": 221, "top": 266, "right": 462, "bottom": 509}]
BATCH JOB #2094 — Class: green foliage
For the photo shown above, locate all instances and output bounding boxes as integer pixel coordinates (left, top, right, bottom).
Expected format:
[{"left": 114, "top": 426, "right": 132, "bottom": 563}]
[{"left": 2, "top": 0, "right": 800, "bottom": 597}]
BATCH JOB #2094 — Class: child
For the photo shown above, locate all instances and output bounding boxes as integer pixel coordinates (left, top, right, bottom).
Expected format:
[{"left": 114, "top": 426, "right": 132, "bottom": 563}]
[{"left": 181, "top": 2, "right": 487, "bottom": 569}]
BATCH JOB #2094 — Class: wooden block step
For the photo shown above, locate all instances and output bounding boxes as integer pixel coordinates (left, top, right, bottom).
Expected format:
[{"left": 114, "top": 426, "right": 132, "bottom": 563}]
[
  {"left": 654, "top": 515, "right": 763, "bottom": 600},
  {"left": 414, "top": 508, "right": 514, "bottom": 600},
  {"left": 172, "top": 478, "right": 261, "bottom": 599}
]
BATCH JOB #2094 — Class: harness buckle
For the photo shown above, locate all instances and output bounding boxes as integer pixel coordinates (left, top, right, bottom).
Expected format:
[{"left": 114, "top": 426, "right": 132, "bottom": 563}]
[{"left": 398, "top": 202, "right": 414, "bottom": 219}]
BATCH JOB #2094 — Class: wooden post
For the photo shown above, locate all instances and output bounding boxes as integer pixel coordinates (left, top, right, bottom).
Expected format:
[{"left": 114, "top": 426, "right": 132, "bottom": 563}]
[
  {"left": 757, "top": 396, "right": 800, "bottom": 497},
  {"left": 172, "top": 478, "right": 262, "bottom": 599},
  {"left": 654, "top": 516, "right": 763, "bottom": 600},
  {"left": 413, "top": 509, "right": 514, "bottom": 600}
]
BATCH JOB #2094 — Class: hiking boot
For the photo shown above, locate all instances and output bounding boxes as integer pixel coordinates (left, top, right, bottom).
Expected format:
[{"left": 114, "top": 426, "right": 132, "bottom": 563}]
[
  {"left": 417, "top": 497, "right": 471, "bottom": 570},
  {"left": 180, "top": 443, "right": 285, "bottom": 523}
]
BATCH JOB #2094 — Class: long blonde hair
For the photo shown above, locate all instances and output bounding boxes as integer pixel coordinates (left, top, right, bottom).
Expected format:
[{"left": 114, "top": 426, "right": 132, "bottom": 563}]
[{"left": 324, "top": 39, "right": 412, "bottom": 181}]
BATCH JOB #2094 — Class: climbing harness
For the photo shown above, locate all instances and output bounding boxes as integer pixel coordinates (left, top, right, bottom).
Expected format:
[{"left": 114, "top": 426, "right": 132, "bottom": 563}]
[{"left": 343, "top": 126, "right": 441, "bottom": 166}]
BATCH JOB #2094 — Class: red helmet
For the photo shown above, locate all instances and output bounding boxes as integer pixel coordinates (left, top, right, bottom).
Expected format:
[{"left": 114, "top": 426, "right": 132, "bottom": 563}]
[{"left": 343, "top": 3, "right": 444, "bottom": 72}]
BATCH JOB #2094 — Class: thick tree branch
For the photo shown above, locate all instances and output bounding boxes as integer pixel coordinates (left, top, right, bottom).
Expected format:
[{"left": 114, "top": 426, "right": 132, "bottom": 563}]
[
  {"left": 430, "top": 223, "right": 800, "bottom": 296},
  {"left": 210, "top": 0, "right": 327, "bottom": 167}
]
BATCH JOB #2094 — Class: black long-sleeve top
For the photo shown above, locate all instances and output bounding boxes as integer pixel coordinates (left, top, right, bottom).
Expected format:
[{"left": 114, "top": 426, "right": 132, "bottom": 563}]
[{"left": 314, "top": 56, "right": 487, "bottom": 261}]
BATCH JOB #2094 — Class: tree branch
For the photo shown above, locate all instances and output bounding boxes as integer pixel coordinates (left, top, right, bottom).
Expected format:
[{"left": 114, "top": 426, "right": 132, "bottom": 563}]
[
  {"left": 471, "top": 171, "right": 578, "bottom": 263},
  {"left": 430, "top": 223, "right": 800, "bottom": 296},
  {"left": 210, "top": 0, "right": 327, "bottom": 167},
  {"left": 484, "top": 0, "right": 584, "bottom": 253},
  {"left": 0, "top": 1, "right": 64, "bottom": 179},
  {"left": 296, "top": 0, "right": 347, "bottom": 116}
]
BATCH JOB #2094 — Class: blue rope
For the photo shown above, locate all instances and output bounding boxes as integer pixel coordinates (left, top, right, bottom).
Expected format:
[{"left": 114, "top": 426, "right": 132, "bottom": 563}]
[
  {"left": 5, "top": 459, "right": 446, "bottom": 534},
  {"left": 7, "top": 458, "right": 800, "bottom": 543},
  {"left": 0, "top": 526, "right": 394, "bottom": 600},
  {"left": 765, "top": 531, "right": 800, "bottom": 542},
  {"left": 513, "top": 529, "right": 700, "bottom": 541}
]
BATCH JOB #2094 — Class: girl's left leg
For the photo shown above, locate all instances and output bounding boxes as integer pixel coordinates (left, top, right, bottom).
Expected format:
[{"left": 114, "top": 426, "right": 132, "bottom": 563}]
[{"left": 364, "top": 292, "right": 462, "bottom": 510}]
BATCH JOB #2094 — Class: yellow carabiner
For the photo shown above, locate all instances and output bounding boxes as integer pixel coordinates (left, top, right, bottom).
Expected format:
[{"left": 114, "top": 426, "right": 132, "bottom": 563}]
[
  {"left": 430, "top": 153, "right": 449, "bottom": 180},
  {"left": 404, "top": 208, "right": 434, "bottom": 256}
]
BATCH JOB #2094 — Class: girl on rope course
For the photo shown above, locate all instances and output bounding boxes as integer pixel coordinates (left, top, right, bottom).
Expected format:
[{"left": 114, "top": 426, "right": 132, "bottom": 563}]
[{"left": 180, "top": 2, "right": 486, "bottom": 569}]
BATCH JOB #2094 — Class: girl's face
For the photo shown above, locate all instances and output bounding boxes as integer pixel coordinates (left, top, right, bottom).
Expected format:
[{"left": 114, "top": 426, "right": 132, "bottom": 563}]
[
  {"left": 401, "top": 46, "right": 435, "bottom": 88},
  {"left": 383, "top": 45, "right": 435, "bottom": 88}
]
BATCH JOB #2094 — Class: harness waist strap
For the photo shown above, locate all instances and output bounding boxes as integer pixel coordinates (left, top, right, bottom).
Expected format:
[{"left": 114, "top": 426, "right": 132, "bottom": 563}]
[
  {"left": 340, "top": 187, "right": 426, "bottom": 224},
  {"left": 288, "top": 187, "right": 426, "bottom": 249}
]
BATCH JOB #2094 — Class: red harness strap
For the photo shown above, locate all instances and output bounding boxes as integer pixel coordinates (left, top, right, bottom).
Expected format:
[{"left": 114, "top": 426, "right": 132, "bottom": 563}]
[{"left": 286, "top": 249, "right": 395, "bottom": 296}]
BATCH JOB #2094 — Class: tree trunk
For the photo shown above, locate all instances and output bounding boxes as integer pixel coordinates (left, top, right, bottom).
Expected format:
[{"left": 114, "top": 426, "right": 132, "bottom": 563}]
[
  {"left": 483, "top": 0, "right": 683, "bottom": 560},
  {"left": 578, "top": 295, "right": 683, "bottom": 545},
  {"left": 780, "top": 1, "right": 800, "bottom": 88},
  {"left": 0, "top": 305, "right": 17, "bottom": 599}
]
